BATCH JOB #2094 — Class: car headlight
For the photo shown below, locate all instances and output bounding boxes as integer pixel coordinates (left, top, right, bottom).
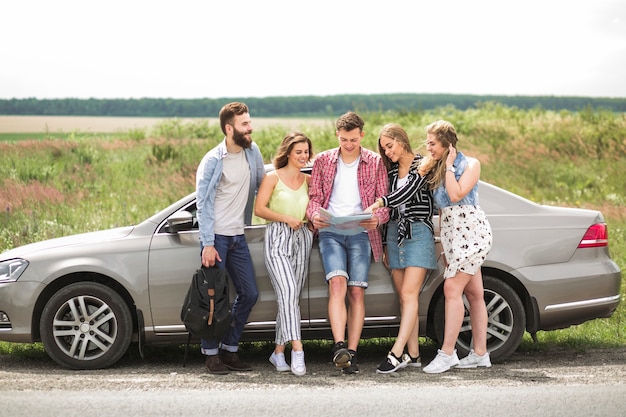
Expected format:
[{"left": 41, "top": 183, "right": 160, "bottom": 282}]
[{"left": 0, "top": 259, "right": 29, "bottom": 282}]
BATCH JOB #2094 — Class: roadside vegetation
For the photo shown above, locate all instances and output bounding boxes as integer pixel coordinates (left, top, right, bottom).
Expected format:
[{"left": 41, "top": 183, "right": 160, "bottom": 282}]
[
  {"left": 4, "top": 94, "right": 626, "bottom": 117},
  {"left": 1, "top": 103, "right": 624, "bottom": 358}
]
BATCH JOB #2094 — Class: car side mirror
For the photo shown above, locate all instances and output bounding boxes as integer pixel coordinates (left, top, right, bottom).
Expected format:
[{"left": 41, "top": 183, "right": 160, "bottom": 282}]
[{"left": 166, "top": 210, "right": 194, "bottom": 233}]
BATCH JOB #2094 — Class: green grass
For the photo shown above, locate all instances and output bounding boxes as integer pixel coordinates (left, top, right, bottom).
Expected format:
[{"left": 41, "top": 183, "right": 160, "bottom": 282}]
[{"left": 1, "top": 104, "right": 624, "bottom": 358}]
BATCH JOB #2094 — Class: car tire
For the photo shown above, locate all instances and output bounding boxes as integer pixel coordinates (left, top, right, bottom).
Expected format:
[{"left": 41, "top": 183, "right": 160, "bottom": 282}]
[
  {"left": 432, "top": 274, "right": 526, "bottom": 363},
  {"left": 40, "top": 282, "right": 133, "bottom": 370}
]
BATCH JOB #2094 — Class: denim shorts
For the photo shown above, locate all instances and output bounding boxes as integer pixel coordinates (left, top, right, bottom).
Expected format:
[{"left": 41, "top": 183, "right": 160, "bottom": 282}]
[
  {"left": 386, "top": 220, "right": 438, "bottom": 270},
  {"left": 318, "top": 231, "right": 371, "bottom": 288}
]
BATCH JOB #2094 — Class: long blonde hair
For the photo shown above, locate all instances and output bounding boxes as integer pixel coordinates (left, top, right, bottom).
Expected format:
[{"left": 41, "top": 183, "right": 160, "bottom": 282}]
[{"left": 420, "top": 120, "right": 459, "bottom": 190}]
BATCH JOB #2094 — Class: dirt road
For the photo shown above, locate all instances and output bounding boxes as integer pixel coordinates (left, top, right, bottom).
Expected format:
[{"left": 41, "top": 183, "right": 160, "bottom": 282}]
[{"left": 0, "top": 116, "right": 331, "bottom": 133}]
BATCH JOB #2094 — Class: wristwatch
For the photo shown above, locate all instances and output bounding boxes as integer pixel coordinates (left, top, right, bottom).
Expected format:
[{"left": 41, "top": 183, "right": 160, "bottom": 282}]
[{"left": 446, "top": 166, "right": 456, "bottom": 173}]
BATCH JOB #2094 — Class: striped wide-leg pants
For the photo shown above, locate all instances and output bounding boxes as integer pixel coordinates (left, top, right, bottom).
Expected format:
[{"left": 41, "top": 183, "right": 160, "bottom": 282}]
[{"left": 264, "top": 221, "right": 313, "bottom": 345}]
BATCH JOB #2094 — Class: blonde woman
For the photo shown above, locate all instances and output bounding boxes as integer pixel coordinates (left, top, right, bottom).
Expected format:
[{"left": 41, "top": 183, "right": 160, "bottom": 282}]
[
  {"left": 254, "top": 132, "right": 313, "bottom": 376},
  {"left": 420, "top": 120, "right": 493, "bottom": 374}
]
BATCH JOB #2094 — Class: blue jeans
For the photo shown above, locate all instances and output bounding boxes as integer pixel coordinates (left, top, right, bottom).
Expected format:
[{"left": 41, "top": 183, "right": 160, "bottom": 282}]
[
  {"left": 200, "top": 234, "right": 258, "bottom": 355},
  {"left": 318, "top": 231, "right": 371, "bottom": 288}
]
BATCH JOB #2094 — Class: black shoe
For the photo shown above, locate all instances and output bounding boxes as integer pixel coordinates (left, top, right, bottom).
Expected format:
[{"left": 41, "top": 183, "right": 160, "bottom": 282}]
[
  {"left": 376, "top": 351, "right": 404, "bottom": 374},
  {"left": 331, "top": 341, "right": 351, "bottom": 369},
  {"left": 204, "top": 354, "right": 230, "bottom": 375},
  {"left": 342, "top": 350, "right": 360, "bottom": 375},
  {"left": 402, "top": 352, "right": 422, "bottom": 368},
  {"left": 219, "top": 349, "right": 252, "bottom": 371}
]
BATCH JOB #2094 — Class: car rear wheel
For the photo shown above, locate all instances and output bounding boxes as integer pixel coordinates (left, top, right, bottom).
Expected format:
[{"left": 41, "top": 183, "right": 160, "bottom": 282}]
[
  {"left": 432, "top": 274, "right": 526, "bottom": 362},
  {"left": 40, "top": 282, "right": 133, "bottom": 370}
]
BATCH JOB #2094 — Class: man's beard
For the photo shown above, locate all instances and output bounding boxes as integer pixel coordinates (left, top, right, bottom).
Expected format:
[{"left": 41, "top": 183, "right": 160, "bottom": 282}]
[{"left": 232, "top": 127, "right": 252, "bottom": 149}]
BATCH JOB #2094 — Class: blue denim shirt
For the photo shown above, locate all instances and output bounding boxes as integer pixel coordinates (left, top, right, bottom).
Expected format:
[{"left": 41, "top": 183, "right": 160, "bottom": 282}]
[
  {"left": 196, "top": 139, "right": 265, "bottom": 247},
  {"left": 432, "top": 151, "right": 480, "bottom": 209}
]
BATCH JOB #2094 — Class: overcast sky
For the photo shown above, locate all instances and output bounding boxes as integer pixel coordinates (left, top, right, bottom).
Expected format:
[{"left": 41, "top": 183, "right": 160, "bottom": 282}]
[{"left": 2, "top": 0, "right": 625, "bottom": 100}]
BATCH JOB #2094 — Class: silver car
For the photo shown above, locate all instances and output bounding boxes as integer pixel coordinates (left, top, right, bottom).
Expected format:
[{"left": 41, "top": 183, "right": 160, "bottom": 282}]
[{"left": 0, "top": 168, "right": 622, "bottom": 369}]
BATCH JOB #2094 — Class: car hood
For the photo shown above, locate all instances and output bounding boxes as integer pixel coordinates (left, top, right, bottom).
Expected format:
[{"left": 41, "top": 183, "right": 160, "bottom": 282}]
[{"left": 0, "top": 226, "right": 135, "bottom": 260}]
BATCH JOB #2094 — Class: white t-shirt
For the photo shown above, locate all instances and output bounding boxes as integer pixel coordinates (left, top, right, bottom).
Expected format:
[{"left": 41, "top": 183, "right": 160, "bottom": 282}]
[{"left": 327, "top": 156, "right": 362, "bottom": 216}]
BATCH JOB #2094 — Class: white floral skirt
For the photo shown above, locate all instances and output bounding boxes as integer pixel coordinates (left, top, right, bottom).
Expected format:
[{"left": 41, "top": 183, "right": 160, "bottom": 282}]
[{"left": 440, "top": 205, "right": 492, "bottom": 279}]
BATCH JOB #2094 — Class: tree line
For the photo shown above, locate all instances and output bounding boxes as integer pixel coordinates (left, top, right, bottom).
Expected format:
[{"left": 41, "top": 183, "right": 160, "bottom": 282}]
[{"left": 1, "top": 93, "right": 625, "bottom": 117}]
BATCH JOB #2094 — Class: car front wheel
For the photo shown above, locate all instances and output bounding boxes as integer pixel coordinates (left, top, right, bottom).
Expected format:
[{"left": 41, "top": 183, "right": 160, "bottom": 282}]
[
  {"left": 432, "top": 274, "right": 526, "bottom": 362},
  {"left": 40, "top": 282, "right": 133, "bottom": 370}
]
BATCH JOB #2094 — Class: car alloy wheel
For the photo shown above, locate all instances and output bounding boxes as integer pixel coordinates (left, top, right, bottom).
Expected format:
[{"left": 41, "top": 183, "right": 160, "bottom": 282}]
[{"left": 40, "top": 282, "right": 133, "bottom": 370}]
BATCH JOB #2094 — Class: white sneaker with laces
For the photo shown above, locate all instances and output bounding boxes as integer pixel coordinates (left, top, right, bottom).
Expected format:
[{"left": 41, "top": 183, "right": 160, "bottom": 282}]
[
  {"left": 456, "top": 349, "right": 492, "bottom": 369},
  {"left": 269, "top": 351, "right": 290, "bottom": 372},
  {"left": 423, "top": 349, "right": 460, "bottom": 374},
  {"left": 291, "top": 350, "right": 306, "bottom": 376}
]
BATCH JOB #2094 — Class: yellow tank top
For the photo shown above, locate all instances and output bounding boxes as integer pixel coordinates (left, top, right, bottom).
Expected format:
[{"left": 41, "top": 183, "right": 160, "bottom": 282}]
[{"left": 268, "top": 176, "right": 309, "bottom": 221}]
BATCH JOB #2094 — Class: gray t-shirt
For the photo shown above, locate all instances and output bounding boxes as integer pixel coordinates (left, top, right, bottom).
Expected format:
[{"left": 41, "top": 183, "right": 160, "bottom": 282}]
[{"left": 214, "top": 150, "right": 250, "bottom": 236}]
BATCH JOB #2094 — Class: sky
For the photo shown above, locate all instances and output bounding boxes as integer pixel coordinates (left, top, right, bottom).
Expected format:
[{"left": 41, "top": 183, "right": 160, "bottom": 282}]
[{"left": 2, "top": 0, "right": 625, "bottom": 100}]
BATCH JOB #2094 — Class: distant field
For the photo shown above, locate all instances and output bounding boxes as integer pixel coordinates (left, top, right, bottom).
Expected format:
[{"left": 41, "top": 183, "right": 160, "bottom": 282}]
[{"left": 0, "top": 116, "right": 331, "bottom": 134}]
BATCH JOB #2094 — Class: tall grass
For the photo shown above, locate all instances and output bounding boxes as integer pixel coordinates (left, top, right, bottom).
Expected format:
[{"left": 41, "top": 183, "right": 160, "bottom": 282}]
[{"left": 1, "top": 105, "right": 624, "bottom": 352}]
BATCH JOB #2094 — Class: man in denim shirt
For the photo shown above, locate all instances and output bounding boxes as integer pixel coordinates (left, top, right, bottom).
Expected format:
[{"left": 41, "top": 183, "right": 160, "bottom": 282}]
[{"left": 195, "top": 102, "right": 265, "bottom": 374}]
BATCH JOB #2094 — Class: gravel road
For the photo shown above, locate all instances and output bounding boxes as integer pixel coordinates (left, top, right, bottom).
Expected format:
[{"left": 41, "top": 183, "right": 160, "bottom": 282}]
[
  {"left": 1, "top": 344, "right": 625, "bottom": 417},
  {"left": 2, "top": 344, "right": 624, "bottom": 390}
]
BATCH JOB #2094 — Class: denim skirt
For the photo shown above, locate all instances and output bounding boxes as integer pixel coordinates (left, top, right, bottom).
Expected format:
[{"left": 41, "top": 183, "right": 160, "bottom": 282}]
[{"left": 386, "top": 220, "right": 437, "bottom": 270}]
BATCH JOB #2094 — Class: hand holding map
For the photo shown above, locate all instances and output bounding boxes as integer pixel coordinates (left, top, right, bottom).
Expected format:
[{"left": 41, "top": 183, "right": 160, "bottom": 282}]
[{"left": 319, "top": 208, "right": 372, "bottom": 236}]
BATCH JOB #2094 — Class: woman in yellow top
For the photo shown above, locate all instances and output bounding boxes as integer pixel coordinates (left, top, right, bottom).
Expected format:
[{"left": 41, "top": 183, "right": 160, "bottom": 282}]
[{"left": 254, "top": 132, "right": 314, "bottom": 376}]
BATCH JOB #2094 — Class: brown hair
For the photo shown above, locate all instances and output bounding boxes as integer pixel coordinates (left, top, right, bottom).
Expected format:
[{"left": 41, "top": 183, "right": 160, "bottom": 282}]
[
  {"left": 335, "top": 111, "right": 365, "bottom": 132},
  {"left": 377, "top": 123, "right": 414, "bottom": 171},
  {"left": 421, "top": 120, "right": 459, "bottom": 189},
  {"left": 272, "top": 131, "right": 313, "bottom": 169},
  {"left": 219, "top": 102, "right": 249, "bottom": 135}
]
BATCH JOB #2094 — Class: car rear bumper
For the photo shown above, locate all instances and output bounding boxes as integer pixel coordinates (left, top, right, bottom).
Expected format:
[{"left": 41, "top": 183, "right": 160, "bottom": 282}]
[{"left": 518, "top": 259, "right": 622, "bottom": 331}]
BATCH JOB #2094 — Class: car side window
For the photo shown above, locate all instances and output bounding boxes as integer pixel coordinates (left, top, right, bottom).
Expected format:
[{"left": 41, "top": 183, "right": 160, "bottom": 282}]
[{"left": 157, "top": 202, "right": 198, "bottom": 234}]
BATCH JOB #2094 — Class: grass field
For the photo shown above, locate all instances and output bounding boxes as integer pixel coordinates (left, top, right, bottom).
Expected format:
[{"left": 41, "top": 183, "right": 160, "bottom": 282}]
[{"left": 0, "top": 106, "right": 624, "bottom": 357}]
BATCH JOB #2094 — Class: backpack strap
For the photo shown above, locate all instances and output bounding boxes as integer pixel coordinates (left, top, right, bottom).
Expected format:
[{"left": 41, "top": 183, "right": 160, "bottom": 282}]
[
  {"left": 207, "top": 287, "right": 215, "bottom": 325},
  {"left": 201, "top": 266, "right": 217, "bottom": 326}
]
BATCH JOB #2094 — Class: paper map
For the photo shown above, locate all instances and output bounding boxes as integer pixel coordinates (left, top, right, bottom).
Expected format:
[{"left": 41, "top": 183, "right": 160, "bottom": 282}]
[{"left": 318, "top": 208, "right": 372, "bottom": 236}]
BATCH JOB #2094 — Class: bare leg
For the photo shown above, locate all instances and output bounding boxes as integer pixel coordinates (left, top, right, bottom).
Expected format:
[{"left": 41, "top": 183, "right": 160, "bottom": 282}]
[
  {"left": 390, "top": 267, "right": 426, "bottom": 358},
  {"left": 328, "top": 275, "right": 348, "bottom": 343},
  {"left": 462, "top": 269, "right": 488, "bottom": 356},
  {"left": 441, "top": 271, "right": 472, "bottom": 355},
  {"left": 346, "top": 286, "right": 365, "bottom": 351}
]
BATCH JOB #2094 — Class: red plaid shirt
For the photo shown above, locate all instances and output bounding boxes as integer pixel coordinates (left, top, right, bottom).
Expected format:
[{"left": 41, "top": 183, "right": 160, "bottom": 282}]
[{"left": 306, "top": 147, "right": 390, "bottom": 262}]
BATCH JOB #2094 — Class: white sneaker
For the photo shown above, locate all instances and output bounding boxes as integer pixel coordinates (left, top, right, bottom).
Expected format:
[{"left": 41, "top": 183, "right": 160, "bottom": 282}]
[
  {"left": 423, "top": 349, "right": 460, "bottom": 374},
  {"left": 269, "top": 352, "right": 290, "bottom": 372},
  {"left": 291, "top": 350, "right": 306, "bottom": 376},
  {"left": 456, "top": 350, "right": 492, "bottom": 369}
]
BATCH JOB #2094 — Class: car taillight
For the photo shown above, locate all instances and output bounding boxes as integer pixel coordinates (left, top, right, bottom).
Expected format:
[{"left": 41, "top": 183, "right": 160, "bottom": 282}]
[{"left": 578, "top": 223, "right": 609, "bottom": 248}]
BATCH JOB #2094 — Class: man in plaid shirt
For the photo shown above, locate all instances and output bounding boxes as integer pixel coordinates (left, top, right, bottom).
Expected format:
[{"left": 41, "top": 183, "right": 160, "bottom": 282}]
[{"left": 306, "top": 111, "right": 389, "bottom": 374}]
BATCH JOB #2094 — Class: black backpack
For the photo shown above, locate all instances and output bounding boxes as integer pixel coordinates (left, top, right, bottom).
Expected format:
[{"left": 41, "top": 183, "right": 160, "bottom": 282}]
[{"left": 180, "top": 266, "right": 233, "bottom": 365}]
